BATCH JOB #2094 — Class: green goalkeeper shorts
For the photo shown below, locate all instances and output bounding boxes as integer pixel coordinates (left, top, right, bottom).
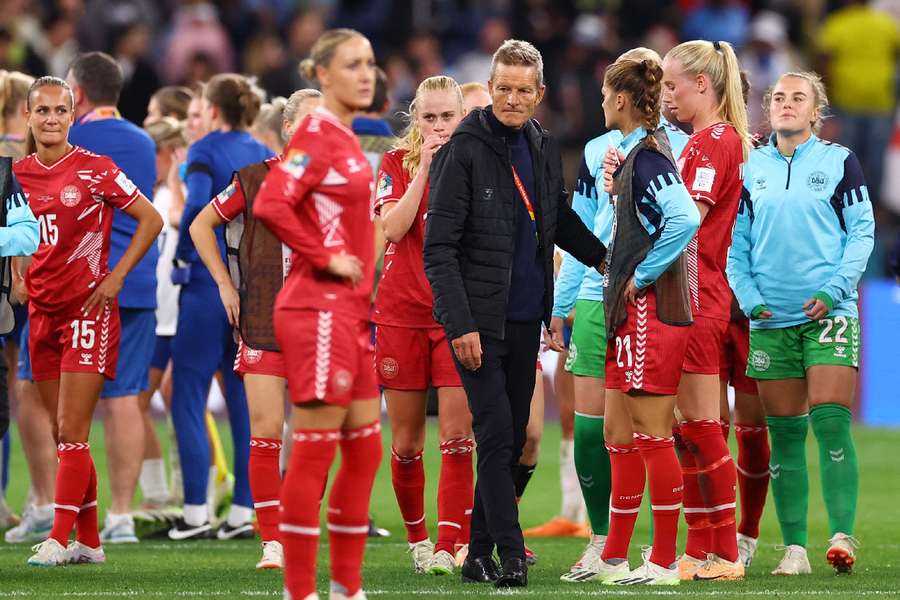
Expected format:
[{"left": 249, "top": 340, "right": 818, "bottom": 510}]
[
  {"left": 747, "top": 315, "right": 860, "bottom": 380},
  {"left": 565, "top": 299, "right": 607, "bottom": 378}
]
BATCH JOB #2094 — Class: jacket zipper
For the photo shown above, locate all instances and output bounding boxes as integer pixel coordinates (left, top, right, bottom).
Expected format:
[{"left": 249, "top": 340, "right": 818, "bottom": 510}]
[{"left": 781, "top": 154, "right": 793, "bottom": 189}]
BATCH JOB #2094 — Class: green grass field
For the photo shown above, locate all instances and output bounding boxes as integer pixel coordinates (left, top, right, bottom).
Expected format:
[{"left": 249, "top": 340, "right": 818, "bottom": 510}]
[{"left": 0, "top": 420, "right": 897, "bottom": 599}]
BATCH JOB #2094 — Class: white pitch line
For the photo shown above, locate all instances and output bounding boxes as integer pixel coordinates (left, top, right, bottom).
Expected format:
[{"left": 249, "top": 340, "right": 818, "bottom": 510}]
[{"left": 0, "top": 590, "right": 897, "bottom": 598}]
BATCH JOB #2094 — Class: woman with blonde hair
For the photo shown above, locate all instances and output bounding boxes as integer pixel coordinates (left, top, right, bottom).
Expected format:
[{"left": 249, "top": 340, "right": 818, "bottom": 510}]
[
  {"left": 659, "top": 39, "right": 750, "bottom": 581},
  {"left": 0, "top": 70, "right": 33, "bottom": 160},
  {"left": 253, "top": 28, "right": 380, "bottom": 600},
  {"left": 373, "top": 75, "right": 473, "bottom": 576}
]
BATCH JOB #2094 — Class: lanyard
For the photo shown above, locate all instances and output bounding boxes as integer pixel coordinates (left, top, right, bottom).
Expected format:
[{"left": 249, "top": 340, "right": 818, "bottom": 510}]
[
  {"left": 511, "top": 166, "right": 538, "bottom": 241},
  {"left": 77, "top": 107, "right": 122, "bottom": 125}
]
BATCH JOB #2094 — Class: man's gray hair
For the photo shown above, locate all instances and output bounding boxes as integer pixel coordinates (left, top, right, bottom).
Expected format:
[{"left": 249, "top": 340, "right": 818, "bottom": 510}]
[{"left": 490, "top": 39, "right": 544, "bottom": 87}]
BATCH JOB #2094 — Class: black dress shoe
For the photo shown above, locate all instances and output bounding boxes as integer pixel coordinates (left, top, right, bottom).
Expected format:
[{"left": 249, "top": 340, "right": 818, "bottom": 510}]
[
  {"left": 461, "top": 555, "right": 501, "bottom": 583},
  {"left": 494, "top": 557, "right": 528, "bottom": 588}
]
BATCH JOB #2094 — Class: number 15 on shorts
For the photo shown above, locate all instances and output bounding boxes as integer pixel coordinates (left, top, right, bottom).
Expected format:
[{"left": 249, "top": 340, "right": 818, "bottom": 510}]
[{"left": 70, "top": 319, "right": 96, "bottom": 349}]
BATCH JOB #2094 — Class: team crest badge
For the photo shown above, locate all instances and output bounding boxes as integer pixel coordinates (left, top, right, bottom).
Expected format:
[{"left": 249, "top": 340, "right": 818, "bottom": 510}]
[
  {"left": 380, "top": 357, "right": 399, "bottom": 379},
  {"left": 243, "top": 347, "right": 263, "bottom": 364},
  {"left": 807, "top": 171, "right": 828, "bottom": 192},
  {"left": 750, "top": 350, "right": 771, "bottom": 372},
  {"left": 333, "top": 369, "right": 353, "bottom": 394},
  {"left": 61, "top": 185, "right": 81, "bottom": 207}
]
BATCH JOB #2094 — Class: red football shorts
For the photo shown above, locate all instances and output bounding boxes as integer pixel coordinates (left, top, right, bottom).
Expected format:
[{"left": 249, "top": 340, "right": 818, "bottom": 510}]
[
  {"left": 605, "top": 290, "right": 690, "bottom": 396},
  {"left": 274, "top": 308, "right": 378, "bottom": 406},
  {"left": 682, "top": 315, "right": 728, "bottom": 375},
  {"left": 719, "top": 318, "right": 758, "bottom": 395},
  {"left": 375, "top": 324, "right": 461, "bottom": 389},
  {"left": 29, "top": 303, "right": 120, "bottom": 382},
  {"left": 234, "top": 338, "right": 287, "bottom": 379}
]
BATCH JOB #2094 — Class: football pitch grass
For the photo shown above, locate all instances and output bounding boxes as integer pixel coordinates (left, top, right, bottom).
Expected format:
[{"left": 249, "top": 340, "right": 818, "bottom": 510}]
[{"left": 0, "top": 421, "right": 897, "bottom": 599}]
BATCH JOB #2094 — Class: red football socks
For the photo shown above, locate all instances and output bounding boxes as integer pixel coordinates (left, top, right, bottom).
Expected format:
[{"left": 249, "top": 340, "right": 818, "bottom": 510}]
[
  {"left": 735, "top": 424, "right": 770, "bottom": 540},
  {"left": 436, "top": 438, "right": 473, "bottom": 555},
  {"left": 50, "top": 443, "right": 93, "bottom": 546},
  {"left": 675, "top": 424, "right": 711, "bottom": 560},
  {"left": 391, "top": 447, "right": 428, "bottom": 544},
  {"left": 249, "top": 437, "right": 283, "bottom": 542},
  {"left": 681, "top": 420, "right": 738, "bottom": 562},
  {"left": 281, "top": 429, "right": 339, "bottom": 600},
  {"left": 635, "top": 433, "right": 683, "bottom": 568},
  {"left": 602, "top": 443, "right": 644, "bottom": 561},
  {"left": 75, "top": 457, "right": 100, "bottom": 548},
  {"left": 328, "top": 422, "right": 382, "bottom": 597}
]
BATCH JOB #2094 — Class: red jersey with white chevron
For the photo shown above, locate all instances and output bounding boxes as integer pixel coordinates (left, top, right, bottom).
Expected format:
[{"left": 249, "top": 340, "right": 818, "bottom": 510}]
[
  {"left": 372, "top": 149, "right": 436, "bottom": 328},
  {"left": 14, "top": 146, "right": 141, "bottom": 315},
  {"left": 677, "top": 122, "right": 743, "bottom": 321},
  {"left": 253, "top": 108, "right": 375, "bottom": 320}
]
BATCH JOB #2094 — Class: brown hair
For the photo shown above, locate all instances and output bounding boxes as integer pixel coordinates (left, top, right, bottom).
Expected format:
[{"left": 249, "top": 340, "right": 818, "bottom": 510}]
[
  {"left": 299, "top": 28, "right": 366, "bottom": 81},
  {"left": 151, "top": 86, "right": 193, "bottom": 121},
  {"left": 145, "top": 117, "right": 188, "bottom": 151},
  {"left": 604, "top": 59, "right": 664, "bottom": 149},
  {"left": 26, "top": 76, "right": 74, "bottom": 110},
  {"left": 0, "top": 70, "right": 34, "bottom": 134},
  {"left": 68, "top": 51, "right": 123, "bottom": 106},
  {"left": 763, "top": 71, "right": 830, "bottom": 135},
  {"left": 203, "top": 73, "right": 260, "bottom": 130}
]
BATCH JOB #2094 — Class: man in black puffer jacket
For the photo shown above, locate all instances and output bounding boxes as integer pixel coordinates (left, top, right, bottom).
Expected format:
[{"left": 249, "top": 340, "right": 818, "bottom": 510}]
[{"left": 424, "top": 40, "right": 605, "bottom": 588}]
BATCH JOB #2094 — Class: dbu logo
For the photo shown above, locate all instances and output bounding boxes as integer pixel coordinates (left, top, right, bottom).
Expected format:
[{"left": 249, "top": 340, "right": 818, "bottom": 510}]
[{"left": 807, "top": 171, "right": 828, "bottom": 192}]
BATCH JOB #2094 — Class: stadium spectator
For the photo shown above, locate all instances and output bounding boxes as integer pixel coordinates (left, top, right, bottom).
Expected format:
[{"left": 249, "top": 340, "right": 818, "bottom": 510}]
[
  {"left": 18, "top": 75, "right": 160, "bottom": 566},
  {"left": 739, "top": 11, "right": 798, "bottom": 133},
  {"left": 727, "top": 71, "right": 874, "bottom": 576},
  {"left": 681, "top": 0, "right": 750, "bottom": 49},
  {"left": 252, "top": 28, "right": 382, "bottom": 600},
  {"left": 111, "top": 21, "right": 161, "bottom": 126},
  {"left": 162, "top": 2, "right": 234, "bottom": 85},
  {"left": 168, "top": 73, "right": 270, "bottom": 541},
  {"left": 66, "top": 50, "right": 160, "bottom": 545},
  {"left": 450, "top": 18, "right": 510, "bottom": 85},
  {"left": 424, "top": 39, "right": 606, "bottom": 588},
  {"left": 817, "top": 0, "right": 900, "bottom": 207}
]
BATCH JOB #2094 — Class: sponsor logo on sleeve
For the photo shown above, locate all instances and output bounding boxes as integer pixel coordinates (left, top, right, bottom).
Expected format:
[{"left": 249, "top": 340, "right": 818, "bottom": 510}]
[
  {"left": 376, "top": 173, "right": 393, "bottom": 200},
  {"left": 114, "top": 171, "right": 137, "bottom": 196},
  {"left": 215, "top": 182, "right": 237, "bottom": 204},
  {"left": 281, "top": 149, "right": 310, "bottom": 179},
  {"left": 692, "top": 167, "right": 716, "bottom": 193}
]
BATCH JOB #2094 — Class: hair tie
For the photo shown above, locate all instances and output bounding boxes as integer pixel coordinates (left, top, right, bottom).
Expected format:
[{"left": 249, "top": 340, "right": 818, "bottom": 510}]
[{"left": 713, "top": 40, "right": 723, "bottom": 52}]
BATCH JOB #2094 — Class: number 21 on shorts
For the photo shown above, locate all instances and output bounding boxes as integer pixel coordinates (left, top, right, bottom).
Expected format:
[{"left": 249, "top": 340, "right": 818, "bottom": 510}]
[{"left": 616, "top": 334, "right": 633, "bottom": 368}]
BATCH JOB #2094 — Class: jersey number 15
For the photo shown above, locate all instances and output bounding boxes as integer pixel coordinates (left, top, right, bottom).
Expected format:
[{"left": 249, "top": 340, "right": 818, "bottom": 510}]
[{"left": 38, "top": 214, "right": 58, "bottom": 246}]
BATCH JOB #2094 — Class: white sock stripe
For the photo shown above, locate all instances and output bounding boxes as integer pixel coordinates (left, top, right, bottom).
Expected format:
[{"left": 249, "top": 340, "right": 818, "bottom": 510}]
[
  {"left": 734, "top": 425, "right": 767, "bottom": 433},
  {"left": 54, "top": 503, "right": 80, "bottom": 513},
  {"left": 464, "top": 509, "right": 473, "bottom": 515},
  {"left": 342, "top": 421, "right": 381, "bottom": 440},
  {"left": 279, "top": 523, "right": 320, "bottom": 536},
  {"left": 292, "top": 430, "right": 341, "bottom": 443},
  {"left": 605, "top": 444, "right": 638, "bottom": 454},
  {"left": 682, "top": 502, "right": 737, "bottom": 514},
  {"left": 651, "top": 503, "right": 683, "bottom": 511},
  {"left": 57, "top": 442, "right": 90, "bottom": 452},
  {"left": 610, "top": 506, "right": 641, "bottom": 514},
  {"left": 573, "top": 411, "right": 604, "bottom": 419},
  {"left": 404, "top": 516, "right": 426, "bottom": 526},
  {"left": 736, "top": 464, "right": 770, "bottom": 479},
  {"left": 254, "top": 500, "right": 281, "bottom": 509},
  {"left": 250, "top": 439, "right": 283, "bottom": 450},
  {"left": 80, "top": 501, "right": 97, "bottom": 510},
  {"left": 633, "top": 432, "right": 675, "bottom": 443},
  {"left": 437, "top": 521, "right": 461, "bottom": 529},
  {"left": 327, "top": 522, "right": 369, "bottom": 535}
]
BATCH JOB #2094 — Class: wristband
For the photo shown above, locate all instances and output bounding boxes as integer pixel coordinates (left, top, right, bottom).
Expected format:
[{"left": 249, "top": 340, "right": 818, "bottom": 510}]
[
  {"left": 813, "top": 291, "right": 834, "bottom": 313},
  {"left": 750, "top": 304, "right": 770, "bottom": 319}
]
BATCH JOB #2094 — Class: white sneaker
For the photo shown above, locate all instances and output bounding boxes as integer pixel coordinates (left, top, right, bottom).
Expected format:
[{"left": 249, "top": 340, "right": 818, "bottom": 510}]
[
  {"left": 408, "top": 539, "right": 434, "bottom": 573},
  {"left": 66, "top": 541, "right": 106, "bottom": 564},
  {"left": 604, "top": 559, "right": 680, "bottom": 586},
  {"left": 5, "top": 505, "right": 53, "bottom": 543},
  {"left": 256, "top": 540, "right": 284, "bottom": 569},
  {"left": 772, "top": 545, "right": 811, "bottom": 575},
  {"left": 100, "top": 513, "right": 138, "bottom": 544},
  {"left": 826, "top": 532, "right": 859, "bottom": 574},
  {"left": 427, "top": 549, "right": 455, "bottom": 575},
  {"left": 561, "top": 535, "right": 623, "bottom": 583},
  {"left": 329, "top": 588, "right": 366, "bottom": 600},
  {"left": 27, "top": 538, "right": 68, "bottom": 566},
  {"left": 737, "top": 533, "right": 758, "bottom": 567}
]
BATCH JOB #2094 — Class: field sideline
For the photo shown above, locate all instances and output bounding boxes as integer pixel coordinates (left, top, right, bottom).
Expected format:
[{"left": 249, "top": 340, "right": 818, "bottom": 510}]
[{"left": 0, "top": 421, "right": 896, "bottom": 599}]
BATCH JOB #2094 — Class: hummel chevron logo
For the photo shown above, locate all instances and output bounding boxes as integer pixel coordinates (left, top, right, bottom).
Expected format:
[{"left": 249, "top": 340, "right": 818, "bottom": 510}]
[
  {"left": 830, "top": 448, "right": 845, "bottom": 462},
  {"left": 579, "top": 474, "right": 594, "bottom": 488},
  {"left": 770, "top": 463, "right": 782, "bottom": 479}
]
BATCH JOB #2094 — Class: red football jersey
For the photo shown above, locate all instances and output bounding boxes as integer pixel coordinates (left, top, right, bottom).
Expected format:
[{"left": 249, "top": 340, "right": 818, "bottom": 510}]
[
  {"left": 677, "top": 122, "right": 744, "bottom": 321},
  {"left": 253, "top": 108, "right": 374, "bottom": 320},
  {"left": 14, "top": 146, "right": 141, "bottom": 315},
  {"left": 372, "top": 149, "right": 437, "bottom": 328}
]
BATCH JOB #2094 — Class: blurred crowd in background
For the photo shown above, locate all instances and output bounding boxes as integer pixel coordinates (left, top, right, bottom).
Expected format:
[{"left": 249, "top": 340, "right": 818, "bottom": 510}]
[{"left": 2, "top": 0, "right": 900, "bottom": 273}]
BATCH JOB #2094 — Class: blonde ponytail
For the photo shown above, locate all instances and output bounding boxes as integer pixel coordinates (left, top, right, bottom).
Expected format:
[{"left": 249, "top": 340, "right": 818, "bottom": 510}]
[{"left": 666, "top": 40, "right": 751, "bottom": 157}]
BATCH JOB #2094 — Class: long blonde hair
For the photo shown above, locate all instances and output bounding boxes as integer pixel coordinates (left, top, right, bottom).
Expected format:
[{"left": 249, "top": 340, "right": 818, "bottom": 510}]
[
  {"left": 0, "top": 70, "right": 34, "bottom": 135},
  {"left": 397, "top": 76, "right": 463, "bottom": 177},
  {"left": 665, "top": 40, "right": 750, "bottom": 156}
]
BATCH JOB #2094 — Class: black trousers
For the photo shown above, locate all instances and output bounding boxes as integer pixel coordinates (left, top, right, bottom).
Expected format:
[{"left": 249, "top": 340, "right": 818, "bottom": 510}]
[{"left": 452, "top": 320, "right": 541, "bottom": 563}]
